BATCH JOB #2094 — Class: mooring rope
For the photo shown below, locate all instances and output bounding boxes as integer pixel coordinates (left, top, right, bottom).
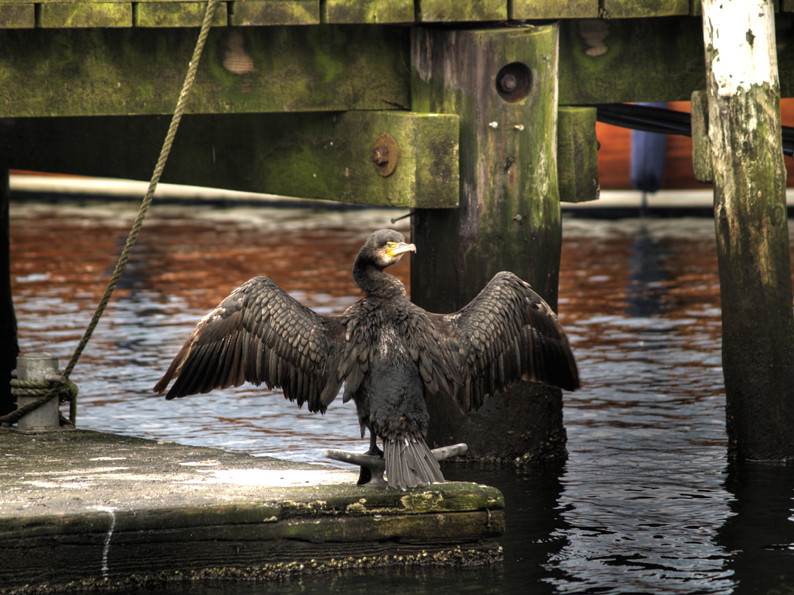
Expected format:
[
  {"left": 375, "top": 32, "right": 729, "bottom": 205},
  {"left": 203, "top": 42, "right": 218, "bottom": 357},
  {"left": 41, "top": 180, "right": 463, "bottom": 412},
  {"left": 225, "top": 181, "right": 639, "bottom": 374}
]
[{"left": 1, "top": 0, "right": 219, "bottom": 427}]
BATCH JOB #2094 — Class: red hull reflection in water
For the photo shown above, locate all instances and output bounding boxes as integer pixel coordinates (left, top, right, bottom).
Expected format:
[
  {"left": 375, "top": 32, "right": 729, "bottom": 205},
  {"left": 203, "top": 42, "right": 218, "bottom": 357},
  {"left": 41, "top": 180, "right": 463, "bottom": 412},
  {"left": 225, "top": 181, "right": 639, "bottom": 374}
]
[
  {"left": 13, "top": 202, "right": 794, "bottom": 593},
  {"left": 10, "top": 204, "right": 410, "bottom": 461}
]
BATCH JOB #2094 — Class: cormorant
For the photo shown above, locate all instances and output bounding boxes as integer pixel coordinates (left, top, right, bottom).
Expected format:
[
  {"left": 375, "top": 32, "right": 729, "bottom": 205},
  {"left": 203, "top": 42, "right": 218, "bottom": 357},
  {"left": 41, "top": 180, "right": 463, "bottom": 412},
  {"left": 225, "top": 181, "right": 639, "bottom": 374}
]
[{"left": 154, "top": 229, "right": 579, "bottom": 489}]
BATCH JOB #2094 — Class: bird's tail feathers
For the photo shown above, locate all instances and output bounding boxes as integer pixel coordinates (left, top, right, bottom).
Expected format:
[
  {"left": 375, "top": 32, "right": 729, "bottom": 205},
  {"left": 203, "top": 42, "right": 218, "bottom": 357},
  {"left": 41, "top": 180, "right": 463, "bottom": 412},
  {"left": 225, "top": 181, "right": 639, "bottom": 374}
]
[{"left": 383, "top": 436, "right": 444, "bottom": 490}]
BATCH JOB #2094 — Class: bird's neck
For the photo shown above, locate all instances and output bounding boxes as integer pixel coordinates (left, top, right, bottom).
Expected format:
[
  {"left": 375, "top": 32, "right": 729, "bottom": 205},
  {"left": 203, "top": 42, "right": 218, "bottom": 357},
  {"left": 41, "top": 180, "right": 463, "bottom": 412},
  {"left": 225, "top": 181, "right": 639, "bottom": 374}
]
[{"left": 353, "top": 257, "right": 406, "bottom": 299}]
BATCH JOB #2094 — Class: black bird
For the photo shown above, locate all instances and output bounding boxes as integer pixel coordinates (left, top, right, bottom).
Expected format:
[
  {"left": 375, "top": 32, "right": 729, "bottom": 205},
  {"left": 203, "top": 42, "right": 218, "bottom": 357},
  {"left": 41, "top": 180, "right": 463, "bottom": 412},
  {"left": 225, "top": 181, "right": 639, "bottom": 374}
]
[{"left": 153, "top": 229, "right": 579, "bottom": 489}]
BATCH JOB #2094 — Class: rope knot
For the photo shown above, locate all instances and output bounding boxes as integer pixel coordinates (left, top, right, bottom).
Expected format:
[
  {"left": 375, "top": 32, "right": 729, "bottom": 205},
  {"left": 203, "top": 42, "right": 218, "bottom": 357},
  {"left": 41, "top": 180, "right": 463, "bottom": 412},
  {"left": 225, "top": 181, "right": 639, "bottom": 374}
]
[{"left": 2, "top": 376, "right": 78, "bottom": 426}]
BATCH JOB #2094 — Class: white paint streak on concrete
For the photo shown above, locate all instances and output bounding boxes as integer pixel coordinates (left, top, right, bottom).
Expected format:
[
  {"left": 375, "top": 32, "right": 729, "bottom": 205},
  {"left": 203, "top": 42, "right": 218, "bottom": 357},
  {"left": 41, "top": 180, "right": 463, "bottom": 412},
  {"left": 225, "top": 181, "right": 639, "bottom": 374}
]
[
  {"left": 702, "top": 0, "right": 778, "bottom": 96},
  {"left": 94, "top": 506, "right": 116, "bottom": 578}
]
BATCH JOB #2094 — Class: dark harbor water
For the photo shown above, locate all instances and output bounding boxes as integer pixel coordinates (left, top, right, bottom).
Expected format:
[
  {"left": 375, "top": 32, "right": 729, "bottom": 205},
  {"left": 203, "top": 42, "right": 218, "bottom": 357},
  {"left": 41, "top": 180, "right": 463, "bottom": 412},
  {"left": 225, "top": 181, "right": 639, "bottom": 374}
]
[{"left": 8, "top": 200, "right": 794, "bottom": 594}]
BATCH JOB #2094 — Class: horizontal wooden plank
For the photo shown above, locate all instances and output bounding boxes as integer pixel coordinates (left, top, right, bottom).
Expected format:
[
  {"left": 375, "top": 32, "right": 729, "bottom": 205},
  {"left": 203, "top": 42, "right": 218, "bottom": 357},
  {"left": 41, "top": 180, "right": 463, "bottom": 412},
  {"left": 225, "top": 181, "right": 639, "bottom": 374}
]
[
  {"left": 229, "top": 0, "right": 319, "bottom": 25},
  {"left": 0, "top": 26, "right": 410, "bottom": 117},
  {"left": 0, "top": 3, "right": 34, "bottom": 27},
  {"left": 511, "top": 0, "right": 598, "bottom": 19},
  {"left": 603, "top": 0, "right": 691, "bottom": 18},
  {"left": 3, "top": 112, "right": 460, "bottom": 207},
  {"left": 418, "top": 0, "right": 506, "bottom": 22},
  {"left": 136, "top": 1, "right": 227, "bottom": 26},
  {"left": 325, "top": 0, "right": 414, "bottom": 24},
  {"left": 558, "top": 16, "right": 706, "bottom": 104},
  {"left": 41, "top": 2, "right": 132, "bottom": 27}
]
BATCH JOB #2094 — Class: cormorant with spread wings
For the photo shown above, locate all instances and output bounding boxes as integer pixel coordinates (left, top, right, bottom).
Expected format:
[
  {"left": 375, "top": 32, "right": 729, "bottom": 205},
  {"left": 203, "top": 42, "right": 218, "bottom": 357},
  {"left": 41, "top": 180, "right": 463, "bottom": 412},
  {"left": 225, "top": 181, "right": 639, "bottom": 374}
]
[{"left": 154, "top": 229, "right": 579, "bottom": 489}]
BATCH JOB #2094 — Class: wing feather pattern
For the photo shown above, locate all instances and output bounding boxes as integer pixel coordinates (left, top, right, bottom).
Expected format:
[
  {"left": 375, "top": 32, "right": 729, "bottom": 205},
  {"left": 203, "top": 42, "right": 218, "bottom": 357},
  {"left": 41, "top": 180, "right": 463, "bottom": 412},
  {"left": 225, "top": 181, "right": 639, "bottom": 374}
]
[
  {"left": 426, "top": 271, "right": 580, "bottom": 411},
  {"left": 153, "top": 276, "right": 345, "bottom": 413}
]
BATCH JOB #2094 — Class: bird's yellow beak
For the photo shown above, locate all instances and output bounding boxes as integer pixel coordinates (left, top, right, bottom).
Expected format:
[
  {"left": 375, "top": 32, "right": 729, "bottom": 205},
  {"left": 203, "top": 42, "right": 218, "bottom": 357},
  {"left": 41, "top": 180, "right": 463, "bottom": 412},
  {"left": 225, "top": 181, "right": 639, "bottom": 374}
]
[{"left": 386, "top": 241, "right": 417, "bottom": 258}]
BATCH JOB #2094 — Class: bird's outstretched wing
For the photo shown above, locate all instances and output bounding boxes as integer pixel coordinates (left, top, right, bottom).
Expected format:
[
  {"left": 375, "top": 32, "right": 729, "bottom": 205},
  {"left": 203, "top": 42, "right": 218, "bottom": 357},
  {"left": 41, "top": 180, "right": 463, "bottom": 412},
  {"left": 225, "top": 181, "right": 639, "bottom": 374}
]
[
  {"left": 153, "top": 276, "right": 345, "bottom": 413},
  {"left": 427, "top": 271, "right": 580, "bottom": 411}
]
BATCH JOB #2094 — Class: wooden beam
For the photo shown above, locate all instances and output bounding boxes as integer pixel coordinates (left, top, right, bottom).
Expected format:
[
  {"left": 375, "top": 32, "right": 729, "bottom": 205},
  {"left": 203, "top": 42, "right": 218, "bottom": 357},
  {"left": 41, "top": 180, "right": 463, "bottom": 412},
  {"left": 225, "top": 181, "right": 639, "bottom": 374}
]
[
  {"left": 40, "top": 2, "right": 132, "bottom": 27},
  {"left": 4, "top": 112, "right": 459, "bottom": 208},
  {"left": 558, "top": 106, "right": 599, "bottom": 203},
  {"left": 690, "top": 89, "right": 712, "bottom": 183},
  {"left": 0, "top": 4, "right": 34, "bottom": 28},
  {"left": 410, "top": 25, "right": 566, "bottom": 464},
  {"left": 325, "top": 0, "right": 413, "bottom": 23},
  {"left": 603, "top": 0, "right": 690, "bottom": 17},
  {"left": 136, "top": 1, "right": 228, "bottom": 27},
  {"left": 511, "top": 0, "right": 598, "bottom": 19},
  {"left": 417, "top": 0, "right": 507, "bottom": 22},
  {"left": 702, "top": 0, "right": 794, "bottom": 462},
  {"left": 229, "top": 0, "right": 319, "bottom": 25},
  {"left": 558, "top": 17, "right": 706, "bottom": 104},
  {"left": 0, "top": 25, "right": 410, "bottom": 117}
]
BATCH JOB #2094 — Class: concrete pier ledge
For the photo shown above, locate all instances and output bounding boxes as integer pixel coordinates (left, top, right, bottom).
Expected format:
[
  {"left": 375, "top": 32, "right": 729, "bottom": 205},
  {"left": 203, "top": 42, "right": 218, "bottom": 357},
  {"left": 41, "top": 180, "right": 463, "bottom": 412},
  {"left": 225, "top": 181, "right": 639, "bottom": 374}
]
[{"left": 0, "top": 430, "right": 504, "bottom": 593}]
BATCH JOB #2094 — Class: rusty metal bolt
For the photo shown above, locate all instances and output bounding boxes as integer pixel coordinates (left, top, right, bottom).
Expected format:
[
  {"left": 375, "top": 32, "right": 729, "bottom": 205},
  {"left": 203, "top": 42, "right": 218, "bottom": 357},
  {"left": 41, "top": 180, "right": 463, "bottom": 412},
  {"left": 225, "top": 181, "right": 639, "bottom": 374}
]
[
  {"left": 372, "top": 134, "right": 398, "bottom": 177},
  {"left": 372, "top": 147, "right": 389, "bottom": 166},
  {"left": 498, "top": 73, "right": 518, "bottom": 94}
]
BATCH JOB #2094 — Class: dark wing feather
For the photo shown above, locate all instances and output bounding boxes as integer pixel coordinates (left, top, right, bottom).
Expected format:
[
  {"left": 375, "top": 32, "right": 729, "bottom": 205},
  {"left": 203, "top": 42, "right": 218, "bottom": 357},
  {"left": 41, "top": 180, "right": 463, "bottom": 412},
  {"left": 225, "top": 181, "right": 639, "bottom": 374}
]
[
  {"left": 153, "top": 276, "right": 345, "bottom": 413},
  {"left": 428, "top": 271, "right": 579, "bottom": 411}
]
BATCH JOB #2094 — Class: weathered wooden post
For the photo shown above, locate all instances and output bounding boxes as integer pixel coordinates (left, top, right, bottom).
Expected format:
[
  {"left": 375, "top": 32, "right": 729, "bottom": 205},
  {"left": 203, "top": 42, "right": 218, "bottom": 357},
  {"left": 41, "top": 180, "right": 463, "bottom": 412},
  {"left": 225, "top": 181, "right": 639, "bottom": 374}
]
[
  {"left": 1, "top": 162, "right": 17, "bottom": 418},
  {"left": 701, "top": 0, "right": 794, "bottom": 461},
  {"left": 410, "top": 24, "right": 567, "bottom": 465}
]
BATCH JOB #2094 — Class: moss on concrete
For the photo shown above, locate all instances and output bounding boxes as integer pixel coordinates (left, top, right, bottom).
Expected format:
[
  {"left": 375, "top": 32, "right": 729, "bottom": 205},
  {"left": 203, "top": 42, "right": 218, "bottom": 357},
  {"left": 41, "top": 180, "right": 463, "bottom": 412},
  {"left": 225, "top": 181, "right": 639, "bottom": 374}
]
[{"left": 0, "top": 429, "right": 504, "bottom": 592}]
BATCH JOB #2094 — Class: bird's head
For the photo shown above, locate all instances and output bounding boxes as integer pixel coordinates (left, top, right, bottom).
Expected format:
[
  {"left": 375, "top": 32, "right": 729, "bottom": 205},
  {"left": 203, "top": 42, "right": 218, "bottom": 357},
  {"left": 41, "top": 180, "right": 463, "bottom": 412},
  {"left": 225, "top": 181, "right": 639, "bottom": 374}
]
[{"left": 362, "top": 229, "right": 416, "bottom": 269}]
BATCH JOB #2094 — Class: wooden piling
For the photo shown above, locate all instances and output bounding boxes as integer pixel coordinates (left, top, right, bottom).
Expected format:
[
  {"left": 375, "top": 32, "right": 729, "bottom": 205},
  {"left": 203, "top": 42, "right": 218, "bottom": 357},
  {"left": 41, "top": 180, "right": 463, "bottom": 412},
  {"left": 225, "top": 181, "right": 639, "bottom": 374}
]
[
  {"left": 701, "top": 0, "right": 794, "bottom": 461},
  {"left": 0, "top": 162, "right": 17, "bottom": 418},
  {"left": 410, "top": 24, "right": 567, "bottom": 465}
]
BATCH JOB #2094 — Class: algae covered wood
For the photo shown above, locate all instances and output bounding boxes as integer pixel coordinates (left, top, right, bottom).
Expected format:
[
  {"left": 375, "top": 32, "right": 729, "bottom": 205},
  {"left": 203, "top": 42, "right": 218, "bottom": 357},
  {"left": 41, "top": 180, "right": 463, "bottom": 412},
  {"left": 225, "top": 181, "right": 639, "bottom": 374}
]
[
  {"left": 136, "top": 1, "right": 228, "bottom": 26},
  {"left": 558, "top": 106, "right": 599, "bottom": 203},
  {"left": 411, "top": 24, "right": 562, "bottom": 309},
  {"left": 0, "top": 25, "right": 409, "bottom": 117},
  {"left": 690, "top": 89, "right": 712, "bottom": 183},
  {"left": 410, "top": 25, "right": 567, "bottom": 465},
  {"left": 4, "top": 111, "right": 459, "bottom": 207},
  {"left": 40, "top": 2, "right": 132, "bottom": 27},
  {"left": 325, "top": 0, "right": 413, "bottom": 23},
  {"left": 0, "top": 4, "right": 34, "bottom": 27},
  {"left": 702, "top": 0, "right": 794, "bottom": 462},
  {"left": 558, "top": 17, "right": 706, "bottom": 104},
  {"left": 511, "top": 0, "right": 598, "bottom": 19},
  {"left": 229, "top": 0, "right": 319, "bottom": 25},
  {"left": 418, "top": 0, "right": 506, "bottom": 21},
  {"left": 603, "top": 0, "right": 691, "bottom": 17}
]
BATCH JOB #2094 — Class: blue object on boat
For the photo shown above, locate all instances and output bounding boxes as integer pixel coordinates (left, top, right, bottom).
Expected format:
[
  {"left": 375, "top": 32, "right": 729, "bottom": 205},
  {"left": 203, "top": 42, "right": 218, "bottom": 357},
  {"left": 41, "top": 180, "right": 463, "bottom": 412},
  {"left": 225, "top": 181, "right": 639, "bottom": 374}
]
[{"left": 630, "top": 102, "right": 668, "bottom": 194}]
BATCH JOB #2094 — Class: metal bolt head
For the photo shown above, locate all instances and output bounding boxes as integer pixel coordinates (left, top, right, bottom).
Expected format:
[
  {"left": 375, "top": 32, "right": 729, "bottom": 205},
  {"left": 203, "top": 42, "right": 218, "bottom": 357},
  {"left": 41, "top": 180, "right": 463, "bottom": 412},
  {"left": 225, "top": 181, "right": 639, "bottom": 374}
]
[
  {"left": 372, "top": 134, "right": 398, "bottom": 177},
  {"left": 372, "top": 147, "right": 389, "bottom": 166},
  {"left": 499, "top": 73, "right": 518, "bottom": 93}
]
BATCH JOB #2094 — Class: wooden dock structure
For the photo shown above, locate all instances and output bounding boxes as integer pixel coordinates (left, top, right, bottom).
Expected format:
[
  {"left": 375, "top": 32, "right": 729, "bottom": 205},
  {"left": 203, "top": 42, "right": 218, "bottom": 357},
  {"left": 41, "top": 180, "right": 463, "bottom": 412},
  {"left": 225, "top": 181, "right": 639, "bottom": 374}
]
[
  {"left": 3, "top": 1, "right": 794, "bottom": 587},
  {"left": 0, "top": 429, "right": 503, "bottom": 592}
]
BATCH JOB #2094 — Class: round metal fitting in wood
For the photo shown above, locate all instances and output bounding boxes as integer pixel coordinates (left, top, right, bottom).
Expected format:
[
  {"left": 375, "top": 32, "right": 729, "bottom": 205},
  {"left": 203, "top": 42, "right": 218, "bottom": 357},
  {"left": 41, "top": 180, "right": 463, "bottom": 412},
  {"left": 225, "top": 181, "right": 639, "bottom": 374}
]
[{"left": 371, "top": 133, "right": 398, "bottom": 177}]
